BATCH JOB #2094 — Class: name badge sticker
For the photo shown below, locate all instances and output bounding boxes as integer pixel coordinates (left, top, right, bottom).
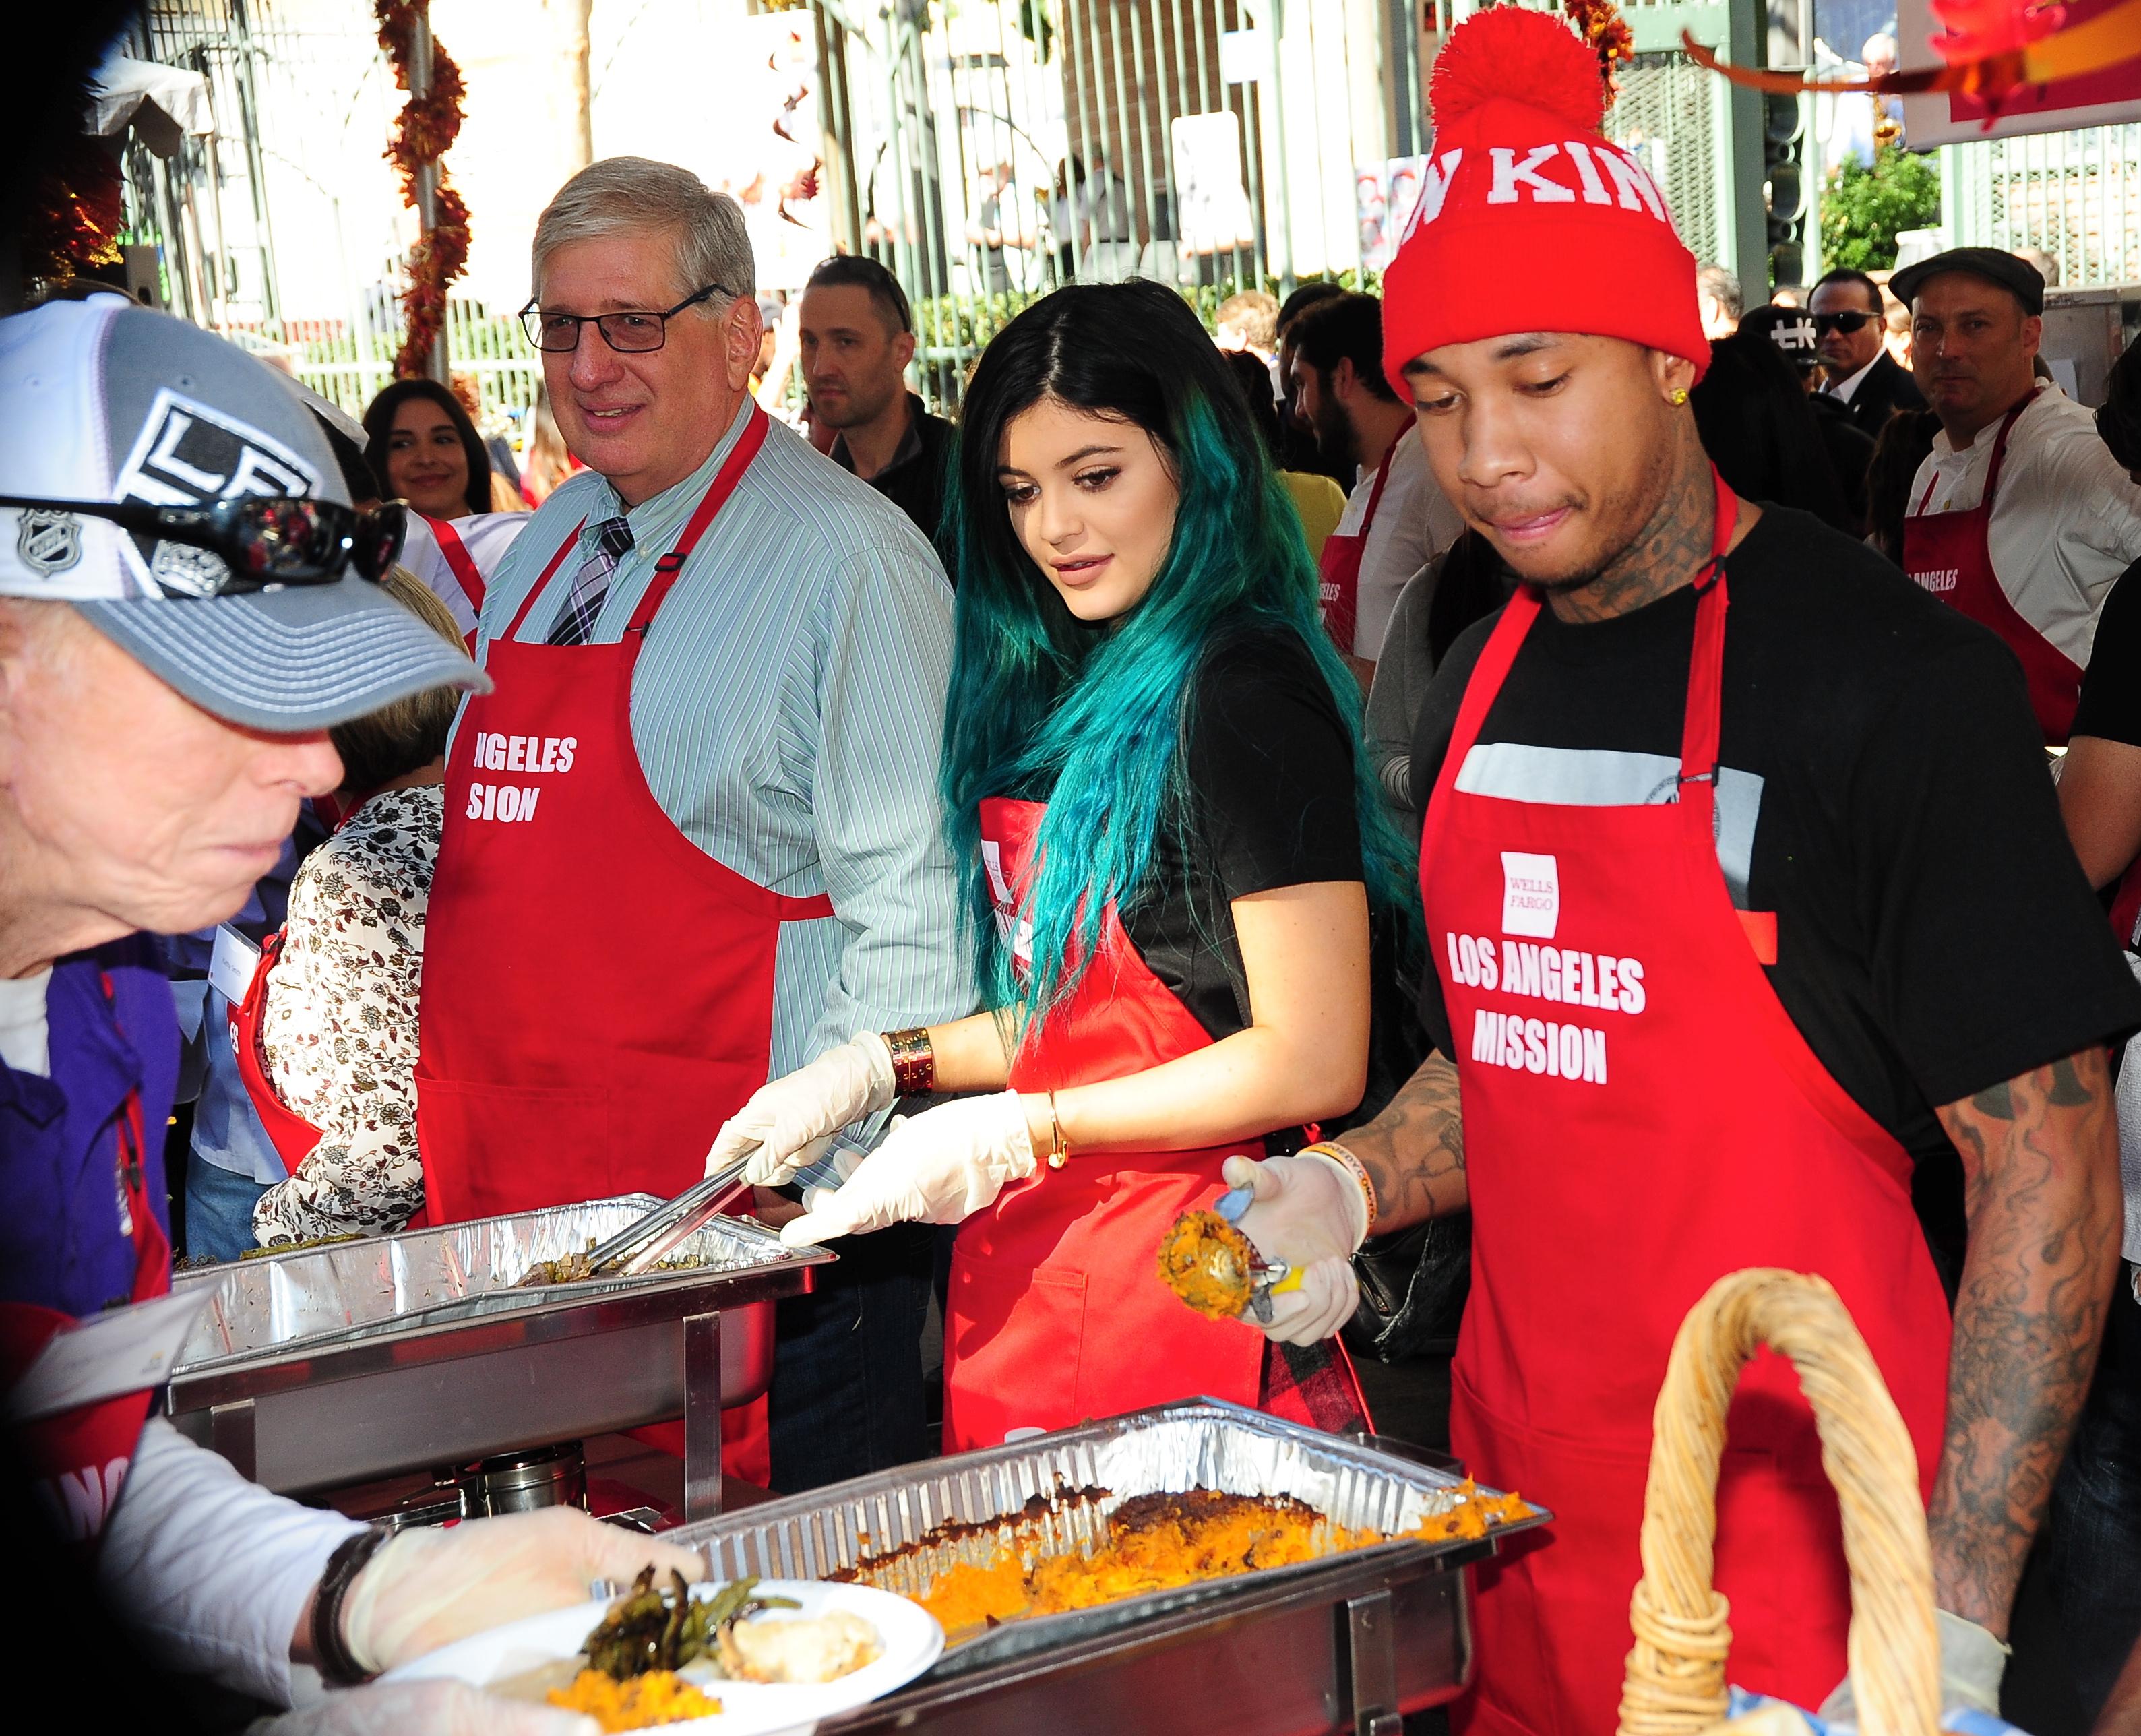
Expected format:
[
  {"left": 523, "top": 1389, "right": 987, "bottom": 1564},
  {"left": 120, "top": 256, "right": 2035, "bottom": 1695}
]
[{"left": 207, "top": 924, "right": 261, "bottom": 1007}]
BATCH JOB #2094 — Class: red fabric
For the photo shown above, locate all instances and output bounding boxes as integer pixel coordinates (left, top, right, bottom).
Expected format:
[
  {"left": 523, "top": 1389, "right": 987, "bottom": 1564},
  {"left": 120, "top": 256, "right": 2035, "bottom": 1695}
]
[
  {"left": 1902, "top": 390, "right": 2082, "bottom": 746},
  {"left": 1379, "top": 7, "right": 1706, "bottom": 394},
  {"left": 231, "top": 927, "right": 328, "bottom": 1170},
  {"left": 425, "top": 512, "right": 487, "bottom": 651},
  {"left": 626, "top": 1394, "right": 770, "bottom": 1490},
  {"left": 943, "top": 796, "right": 1367, "bottom": 1450},
  {"left": 0, "top": 1006, "right": 170, "bottom": 1545},
  {"left": 1423, "top": 474, "right": 1950, "bottom": 1733},
  {"left": 1316, "top": 435, "right": 1400, "bottom": 655},
  {"left": 416, "top": 407, "right": 822, "bottom": 1486}
]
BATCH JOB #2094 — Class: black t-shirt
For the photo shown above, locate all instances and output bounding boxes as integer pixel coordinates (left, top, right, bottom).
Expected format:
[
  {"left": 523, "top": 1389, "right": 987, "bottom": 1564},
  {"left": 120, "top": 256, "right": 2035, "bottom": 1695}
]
[
  {"left": 2072, "top": 557, "right": 2141, "bottom": 746},
  {"left": 1409, "top": 507, "right": 2141, "bottom": 1185},
  {"left": 1124, "top": 626, "right": 1364, "bottom": 1038}
]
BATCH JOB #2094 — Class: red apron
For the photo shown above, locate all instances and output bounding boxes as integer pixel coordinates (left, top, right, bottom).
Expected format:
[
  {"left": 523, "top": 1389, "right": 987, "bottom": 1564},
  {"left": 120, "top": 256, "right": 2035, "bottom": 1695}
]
[
  {"left": 417, "top": 407, "right": 823, "bottom": 1484},
  {"left": 943, "top": 795, "right": 1361, "bottom": 1450},
  {"left": 427, "top": 513, "right": 489, "bottom": 652},
  {"left": 1903, "top": 390, "right": 2080, "bottom": 745},
  {"left": 0, "top": 974, "right": 170, "bottom": 1543},
  {"left": 1317, "top": 434, "right": 1401, "bottom": 657},
  {"left": 232, "top": 926, "right": 328, "bottom": 1173},
  {"left": 1424, "top": 476, "right": 1950, "bottom": 1734}
]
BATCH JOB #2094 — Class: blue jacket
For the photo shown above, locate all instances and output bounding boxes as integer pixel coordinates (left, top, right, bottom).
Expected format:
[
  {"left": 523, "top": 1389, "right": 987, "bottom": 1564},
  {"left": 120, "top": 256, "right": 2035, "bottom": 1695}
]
[{"left": 0, "top": 940, "right": 176, "bottom": 1318}]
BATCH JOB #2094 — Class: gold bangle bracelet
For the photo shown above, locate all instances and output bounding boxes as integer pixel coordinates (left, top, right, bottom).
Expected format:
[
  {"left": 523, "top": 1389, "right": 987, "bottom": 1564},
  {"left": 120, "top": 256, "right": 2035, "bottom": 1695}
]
[{"left": 1046, "top": 1089, "right": 1070, "bottom": 1169}]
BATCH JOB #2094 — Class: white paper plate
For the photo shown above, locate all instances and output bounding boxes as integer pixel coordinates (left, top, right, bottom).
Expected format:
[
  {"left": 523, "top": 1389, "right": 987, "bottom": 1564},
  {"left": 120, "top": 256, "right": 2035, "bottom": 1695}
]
[{"left": 383, "top": 1579, "right": 943, "bottom": 1734}]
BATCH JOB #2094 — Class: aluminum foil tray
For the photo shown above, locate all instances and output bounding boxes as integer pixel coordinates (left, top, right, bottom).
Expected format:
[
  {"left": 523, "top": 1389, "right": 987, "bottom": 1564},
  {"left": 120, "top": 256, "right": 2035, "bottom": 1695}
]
[
  {"left": 172, "top": 1194, "right": 809, "bottom": 1373},
  {"left": 671, "top": 1398, "right": 1548, "bottom": 1677}
]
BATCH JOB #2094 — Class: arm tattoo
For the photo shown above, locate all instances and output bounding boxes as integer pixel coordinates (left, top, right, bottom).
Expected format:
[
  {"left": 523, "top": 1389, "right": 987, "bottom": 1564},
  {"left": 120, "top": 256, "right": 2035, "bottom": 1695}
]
[
  {"left": 1336, "top": 1053, "right": 1466, "bottom": 1234},
  {"left": 1931, "top": 1045, "right": 2121, "bottom": 1636}
]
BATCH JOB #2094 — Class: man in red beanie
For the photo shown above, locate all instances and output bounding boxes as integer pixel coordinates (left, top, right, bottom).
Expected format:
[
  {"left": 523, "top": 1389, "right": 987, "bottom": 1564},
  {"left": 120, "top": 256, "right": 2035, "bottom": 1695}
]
[{"left": 1217, "top": 5, "right": 2136, "bottom": 1731}]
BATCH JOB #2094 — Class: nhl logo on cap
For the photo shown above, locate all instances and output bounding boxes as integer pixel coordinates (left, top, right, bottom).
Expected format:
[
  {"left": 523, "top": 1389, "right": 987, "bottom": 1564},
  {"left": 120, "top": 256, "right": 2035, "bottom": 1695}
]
[{"left": 15, "top": 509, "right": 82, "bottom": 576}]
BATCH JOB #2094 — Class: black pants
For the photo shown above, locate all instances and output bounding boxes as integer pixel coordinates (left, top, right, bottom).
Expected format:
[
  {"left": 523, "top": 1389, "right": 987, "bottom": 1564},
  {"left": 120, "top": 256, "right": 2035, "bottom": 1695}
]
[
  {"left": 2043, "top": 1263, "right": 2141, "bottom": 1720},
  {"left": 767, "top": 1220, "right": 933, "bottom": 1494}
]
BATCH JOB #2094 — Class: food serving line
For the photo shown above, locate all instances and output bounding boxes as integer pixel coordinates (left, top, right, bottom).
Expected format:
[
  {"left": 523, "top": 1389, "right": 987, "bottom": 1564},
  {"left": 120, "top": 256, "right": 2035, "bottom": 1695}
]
[{"left": 160, "top": 1197, "right": 1544, "bottom": 1731}]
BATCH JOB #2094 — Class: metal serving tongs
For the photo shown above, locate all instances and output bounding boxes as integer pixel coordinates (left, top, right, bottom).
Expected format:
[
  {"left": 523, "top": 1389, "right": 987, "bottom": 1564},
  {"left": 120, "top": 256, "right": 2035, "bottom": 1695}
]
[
  {"left": 577, "top": 1154, "right": 757, "bottom": 1280},
  {"left": 1212, "top": 1184, "right": 1307, "bottom": 1325}
]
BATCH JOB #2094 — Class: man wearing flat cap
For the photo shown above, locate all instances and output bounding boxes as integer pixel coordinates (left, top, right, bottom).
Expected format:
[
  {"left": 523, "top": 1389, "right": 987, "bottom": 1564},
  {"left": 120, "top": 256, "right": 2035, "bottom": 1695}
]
[{"left": 1896, "top": 246, "right": 2141, "bottom": 743}]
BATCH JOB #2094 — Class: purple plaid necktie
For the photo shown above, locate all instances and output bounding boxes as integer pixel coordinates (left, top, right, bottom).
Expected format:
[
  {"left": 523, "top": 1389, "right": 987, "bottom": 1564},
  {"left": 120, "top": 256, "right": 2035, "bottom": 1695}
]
[{"left": 546, "top": 515, "right": 635, "bottom": 646}]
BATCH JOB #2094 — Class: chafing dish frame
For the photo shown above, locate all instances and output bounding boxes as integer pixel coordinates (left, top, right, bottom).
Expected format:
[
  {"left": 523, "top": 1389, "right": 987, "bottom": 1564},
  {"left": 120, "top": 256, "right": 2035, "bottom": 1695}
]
[{"left": 163, "top": 1197, "right": 832, "bottom": 1520}]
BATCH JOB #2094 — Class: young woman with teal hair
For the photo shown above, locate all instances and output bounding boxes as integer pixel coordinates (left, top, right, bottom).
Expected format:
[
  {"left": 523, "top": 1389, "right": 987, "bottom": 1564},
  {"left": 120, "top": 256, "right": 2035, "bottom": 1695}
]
[{"left": 708, "top": 280, "right": 1419, "bottom": 1449}]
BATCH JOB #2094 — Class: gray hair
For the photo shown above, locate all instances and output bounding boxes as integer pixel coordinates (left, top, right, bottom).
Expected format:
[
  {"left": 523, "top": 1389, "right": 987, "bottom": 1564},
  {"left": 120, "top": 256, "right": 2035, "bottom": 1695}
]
[
  {"left": 532, "top": 157, "right": 755, "bottom": 309},
  {"left": 1696, "top": 264, "right": 1743, "bottom": 322}
]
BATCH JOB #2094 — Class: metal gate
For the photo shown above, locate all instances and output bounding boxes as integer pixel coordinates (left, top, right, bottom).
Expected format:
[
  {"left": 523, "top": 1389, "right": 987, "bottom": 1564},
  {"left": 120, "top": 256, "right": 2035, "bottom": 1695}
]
[
  {"left": 1942, "top": 125, "right": 2141, "bottom": 290},
  {"left": 811, "top": 0, "right": 1424, "bottom": 406},
  {"left": 1440, "top": 0, "right": 1764, "bottom": 282}
]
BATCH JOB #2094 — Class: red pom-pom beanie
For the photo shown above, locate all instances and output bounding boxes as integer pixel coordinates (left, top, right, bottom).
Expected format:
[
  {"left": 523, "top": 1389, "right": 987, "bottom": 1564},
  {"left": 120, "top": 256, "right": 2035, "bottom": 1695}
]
[{"left": 1380, "top": 5, "right": 1708, "bottom": 394}]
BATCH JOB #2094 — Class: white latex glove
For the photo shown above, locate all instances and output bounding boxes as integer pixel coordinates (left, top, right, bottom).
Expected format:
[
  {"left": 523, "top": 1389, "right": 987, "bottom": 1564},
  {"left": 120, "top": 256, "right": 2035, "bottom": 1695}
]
[
  {"left": 342, "top": 1506, "right": 705, "bottom": 1675},
  {"left": 704, "top": 1033, "right": 896, "bottom": 1188},
  {"left": 254, "top": 1681, "right": 598, "bottom": 1736},
  {"left": 780, "top": 1092, "right": 1035, "bottom": 1245},
  {"left": 1816, "top": 1607, "right": 2010, "bottom": 1726},
  {"left": 1221, "top": 1152, "right": 1367, "bottom": 1346}
]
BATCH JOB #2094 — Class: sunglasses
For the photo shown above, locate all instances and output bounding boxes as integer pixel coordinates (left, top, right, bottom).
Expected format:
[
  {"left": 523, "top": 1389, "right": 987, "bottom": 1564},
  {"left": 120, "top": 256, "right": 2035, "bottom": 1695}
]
[
  {"left": 1811, "top": 311, "right": 1878, "bottom": 336},
  {"left": 0, "top": 495, "right": 406, "bottom": 594}
]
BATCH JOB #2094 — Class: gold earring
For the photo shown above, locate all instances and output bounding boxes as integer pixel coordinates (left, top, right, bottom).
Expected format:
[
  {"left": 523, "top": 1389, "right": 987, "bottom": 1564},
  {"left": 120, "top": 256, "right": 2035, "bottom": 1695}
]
[{"left": 1670, "top": 388, "right": 1689, "bottom": 406}]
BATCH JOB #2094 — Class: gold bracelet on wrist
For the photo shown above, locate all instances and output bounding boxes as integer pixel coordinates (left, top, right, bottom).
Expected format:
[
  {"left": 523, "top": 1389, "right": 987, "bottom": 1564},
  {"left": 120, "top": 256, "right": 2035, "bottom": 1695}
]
[
  {"left": 1046, "top": 1089, "right": 1071, "bottom": 1169},
  {"left": 882, "top": 1027, "right": 935, "bottom": 1096},
  {"left": 1304, "top": 1140, "right": 1378, "bottom": 1238}
]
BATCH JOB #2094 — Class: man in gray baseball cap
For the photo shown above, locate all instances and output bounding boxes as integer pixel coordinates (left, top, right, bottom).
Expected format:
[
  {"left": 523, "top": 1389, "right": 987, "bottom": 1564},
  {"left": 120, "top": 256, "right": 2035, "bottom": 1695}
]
[
  {"left": 0, "top": 297, "right": 683, "bottom": 1733},
  {"left": 0, "top": 294, "right": 485, "bottom": 728}
]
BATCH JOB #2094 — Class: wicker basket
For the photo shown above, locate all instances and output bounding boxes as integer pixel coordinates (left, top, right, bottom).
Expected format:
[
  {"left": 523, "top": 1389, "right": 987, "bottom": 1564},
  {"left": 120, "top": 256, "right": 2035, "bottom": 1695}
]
[{"left": 1615, "top": 1268, "right": 1940, "bottom": 1736}]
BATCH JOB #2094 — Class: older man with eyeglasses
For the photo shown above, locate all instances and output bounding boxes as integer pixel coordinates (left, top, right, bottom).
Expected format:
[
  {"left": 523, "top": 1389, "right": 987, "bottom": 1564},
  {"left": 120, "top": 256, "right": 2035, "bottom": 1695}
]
[{"left": 418, "top": 157, "right": 970, "bottom": 1495}]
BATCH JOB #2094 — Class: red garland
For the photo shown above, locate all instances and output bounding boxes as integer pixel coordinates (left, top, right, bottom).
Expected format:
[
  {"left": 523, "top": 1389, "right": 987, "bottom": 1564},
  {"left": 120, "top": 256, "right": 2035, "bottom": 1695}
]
[
  {"left": 375, "top": 0, "right": 470, "bottom": 377},
  {"left": 23, "top": 136, "right": 125, "bottom": 283},
  {"left": 1563, "top": 0, "right": 1637, "bottom": 104}
]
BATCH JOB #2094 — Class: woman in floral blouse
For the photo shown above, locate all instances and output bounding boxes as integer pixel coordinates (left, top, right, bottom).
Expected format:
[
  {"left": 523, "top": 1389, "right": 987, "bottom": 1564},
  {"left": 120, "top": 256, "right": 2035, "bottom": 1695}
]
[{"left": 251, "top": 573, "right": 465, "bottom": 1245}]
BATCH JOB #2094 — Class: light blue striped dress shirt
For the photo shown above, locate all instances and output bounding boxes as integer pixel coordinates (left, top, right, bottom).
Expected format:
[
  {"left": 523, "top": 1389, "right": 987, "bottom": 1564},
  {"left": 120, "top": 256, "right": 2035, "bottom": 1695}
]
[{"left": 473, "top": 400, "right": 975, "bottom": 1187}]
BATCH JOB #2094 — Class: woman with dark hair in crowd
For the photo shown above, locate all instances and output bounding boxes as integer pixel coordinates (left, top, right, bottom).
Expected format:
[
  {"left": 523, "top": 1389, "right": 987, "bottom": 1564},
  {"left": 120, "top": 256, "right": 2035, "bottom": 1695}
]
[
  {"left": 708, "top": 280, "right": 1419, "bottom": 1448},
  {"left": 1221, "top": 346, "right": 1348, "bottom": 563},
  {"left": 1865, "top": 408, "right": 1942, "bottom": 567},
  {"left": 235, "top": 571, "right": 469, "bottom": 1247},
  {"left": 362, "top": 377, "right": 493, "bottom": 521},
  {"left": 1689, "top": 328, "right": 1855, "bottom": 532}
]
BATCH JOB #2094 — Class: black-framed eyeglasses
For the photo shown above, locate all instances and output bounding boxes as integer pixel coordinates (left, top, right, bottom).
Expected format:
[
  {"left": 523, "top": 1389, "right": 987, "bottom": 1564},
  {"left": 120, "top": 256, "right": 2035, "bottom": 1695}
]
[
  {"left": 0, "top": 495, "right": 406, "bottom": 593},
  {"left": 518, "top": 284, "right": 734, "bottom": 354},
  {"left": 1811, "top": 310, "right": 1878, "bottom": 336}
]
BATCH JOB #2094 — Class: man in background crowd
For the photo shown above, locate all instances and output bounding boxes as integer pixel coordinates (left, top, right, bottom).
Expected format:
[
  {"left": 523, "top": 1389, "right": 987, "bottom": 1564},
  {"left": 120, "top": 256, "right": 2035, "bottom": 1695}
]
[
  {"left": 968, "top": 159, "right": 1039, "bottom": 295},
  {"left": 1810, "top": 264, "right": 1926, "bottom": 435},
  {"left": 800, "top": 255, "right": 954, "bottom": 547},
  {"left": 1286, "top": 290, "right": 1462, "bottom": 683},
  {"left": 1697, "top": 262, "right": 1742, "bottom": 339},
  {"left": 1216, "top": 287, "right": 1282, "bottom": 395},
  {"left": 1896, "top": 247, "right": 2141, "bottom": 745},
  {"left": 1275, "top": 280, "right": 1349, "bottom": 483}
]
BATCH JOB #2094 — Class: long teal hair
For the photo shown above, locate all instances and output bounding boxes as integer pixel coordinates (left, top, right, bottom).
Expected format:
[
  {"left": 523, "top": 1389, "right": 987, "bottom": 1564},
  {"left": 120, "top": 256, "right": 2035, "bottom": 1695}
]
[{"left": 941, "top": 280, "right": 1420, "bottom": 1043}]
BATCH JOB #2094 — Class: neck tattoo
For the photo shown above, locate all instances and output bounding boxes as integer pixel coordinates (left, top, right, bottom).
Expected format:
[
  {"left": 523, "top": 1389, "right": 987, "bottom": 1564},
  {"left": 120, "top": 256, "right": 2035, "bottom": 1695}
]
[{"left": 1549, "top": 443, "right": 1720, "bottom": 625}]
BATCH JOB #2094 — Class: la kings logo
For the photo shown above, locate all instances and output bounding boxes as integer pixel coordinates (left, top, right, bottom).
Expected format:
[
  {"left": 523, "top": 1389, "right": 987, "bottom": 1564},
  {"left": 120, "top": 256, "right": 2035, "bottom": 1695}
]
[{"left": 111, "top": 388, "right": 321, "bottom": 598}]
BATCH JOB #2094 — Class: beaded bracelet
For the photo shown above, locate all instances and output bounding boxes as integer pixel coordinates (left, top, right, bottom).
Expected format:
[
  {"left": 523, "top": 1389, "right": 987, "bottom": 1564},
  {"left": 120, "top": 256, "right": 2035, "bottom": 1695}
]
[
  {"left": 313, "top": 1524, "right": 392, "bottom": 1687},
  {"left": 1301, "top": 1141, "right": 1379, "bottom": 1241}
]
